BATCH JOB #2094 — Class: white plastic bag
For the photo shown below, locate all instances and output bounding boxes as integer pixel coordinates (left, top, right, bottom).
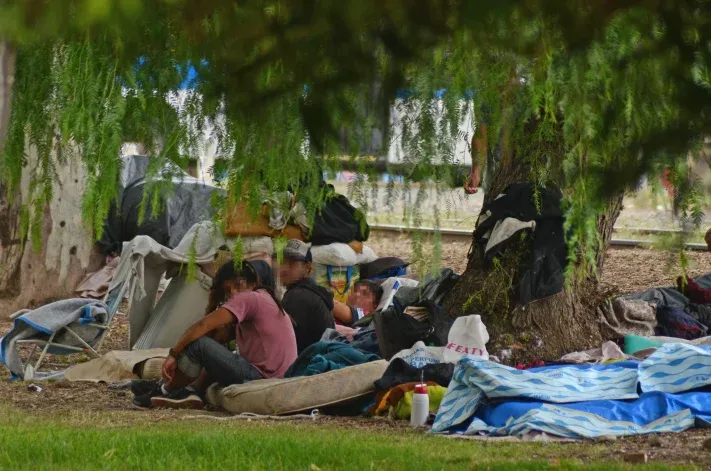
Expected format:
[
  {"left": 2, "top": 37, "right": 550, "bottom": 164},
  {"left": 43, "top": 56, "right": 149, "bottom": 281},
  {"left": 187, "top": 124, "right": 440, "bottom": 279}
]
[
  {"left": 356, "top": 245, "right": 378, "bottom": 265},
  {"left": 392, "top": 341, "right": 444, "bottom": 368},
  {"left": 376, "top": 277, "right": 420, "bottom": 311},
  {"left": 311, "top": 243, "right": 358, "bottom": 266},
  {"left": 443, "top": 315, "right": 490, "bottom": 362}
]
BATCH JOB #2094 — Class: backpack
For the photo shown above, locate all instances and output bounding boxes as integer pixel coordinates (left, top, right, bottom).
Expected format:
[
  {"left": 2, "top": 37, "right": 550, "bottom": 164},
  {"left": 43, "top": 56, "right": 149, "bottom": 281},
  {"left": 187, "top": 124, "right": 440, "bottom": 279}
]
[
  {"left": 373, "top": 299, "right": 452, "bottom": 360},
  {"left": 310, "top": 193, "right": 370, "bottom": 245}
]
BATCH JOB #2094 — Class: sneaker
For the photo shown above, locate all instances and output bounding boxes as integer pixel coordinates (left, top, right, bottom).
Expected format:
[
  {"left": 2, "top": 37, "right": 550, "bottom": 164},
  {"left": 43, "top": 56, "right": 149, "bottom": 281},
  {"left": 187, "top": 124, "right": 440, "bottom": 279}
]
[
  {"left": 150, "top": 388, "right": 204, "bottom": 410},
  {"left": 132, "top": 394, "right": 156, "bottom": 409},
  {"left": 131, "top": 380, "right": 163, "bottom": 409},
  {"left": 131, "top": 380, "right": 161, "bottom": 397}
]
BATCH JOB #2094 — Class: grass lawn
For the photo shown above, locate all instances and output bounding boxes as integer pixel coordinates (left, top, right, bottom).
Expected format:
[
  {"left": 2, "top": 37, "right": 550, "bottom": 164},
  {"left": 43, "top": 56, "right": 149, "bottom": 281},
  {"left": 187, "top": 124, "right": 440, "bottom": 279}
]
[{"left": 0, "top": 404, "right": 697, "bottom": 471}]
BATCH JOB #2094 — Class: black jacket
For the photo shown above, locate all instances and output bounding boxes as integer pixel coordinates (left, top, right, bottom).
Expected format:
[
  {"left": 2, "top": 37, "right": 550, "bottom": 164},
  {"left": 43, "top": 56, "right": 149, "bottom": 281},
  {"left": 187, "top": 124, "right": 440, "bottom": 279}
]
[{"left": 282, "top": 278, "right": 335, "bottom": 353}]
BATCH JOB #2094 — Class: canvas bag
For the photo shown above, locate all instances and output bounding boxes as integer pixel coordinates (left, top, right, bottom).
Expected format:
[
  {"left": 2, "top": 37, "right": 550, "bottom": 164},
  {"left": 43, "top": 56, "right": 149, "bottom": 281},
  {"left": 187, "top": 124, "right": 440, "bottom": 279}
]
[
  {"left": 443, "top": 315, "right": 490, "bottom": 362},
  {"left": 391, "top": 341, "right": 445, "bottom": 368},
  {"left": 388, "top": 314, "right": 489, "bottom": 365}
]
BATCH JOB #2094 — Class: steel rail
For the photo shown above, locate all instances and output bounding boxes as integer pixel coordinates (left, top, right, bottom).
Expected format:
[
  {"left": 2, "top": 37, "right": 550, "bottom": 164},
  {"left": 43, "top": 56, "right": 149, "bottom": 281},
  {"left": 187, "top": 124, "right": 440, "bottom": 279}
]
[{"left": 369, "top": 224, "right": 709, "bottom": 251}]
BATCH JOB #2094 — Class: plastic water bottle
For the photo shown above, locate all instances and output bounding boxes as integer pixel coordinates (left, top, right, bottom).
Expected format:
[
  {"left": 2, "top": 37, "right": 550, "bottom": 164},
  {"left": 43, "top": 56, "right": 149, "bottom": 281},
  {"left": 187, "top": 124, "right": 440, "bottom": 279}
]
[{"left": 410, "top": 383, "right": 430, "bottom": 427}]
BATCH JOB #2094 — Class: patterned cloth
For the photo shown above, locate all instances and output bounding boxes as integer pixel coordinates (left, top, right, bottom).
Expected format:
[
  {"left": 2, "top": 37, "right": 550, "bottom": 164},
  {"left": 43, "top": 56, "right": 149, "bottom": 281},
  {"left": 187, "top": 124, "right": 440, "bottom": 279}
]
[
  {"left": 639, "top": 343, "right": 711, "bottom": 393},
  {"left": 432, "top": 344, "right": 711, "bottom": 439},
  {"left": 597, "top": 298, "right": 657, "bottom": 338}
]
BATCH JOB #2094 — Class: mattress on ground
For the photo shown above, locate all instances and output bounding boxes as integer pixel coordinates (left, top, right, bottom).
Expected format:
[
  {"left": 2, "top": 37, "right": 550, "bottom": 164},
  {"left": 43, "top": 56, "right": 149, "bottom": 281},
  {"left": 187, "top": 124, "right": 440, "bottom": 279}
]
[{"left": 206, "top": 360, "right": 388, "bottom": 415}]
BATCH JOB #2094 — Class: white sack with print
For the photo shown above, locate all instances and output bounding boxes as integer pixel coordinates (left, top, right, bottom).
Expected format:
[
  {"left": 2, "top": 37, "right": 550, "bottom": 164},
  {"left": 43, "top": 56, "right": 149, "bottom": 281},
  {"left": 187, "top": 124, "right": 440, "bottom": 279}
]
[
  {"left": 443, "top": 315, "right": 490, "bottom": 363},
  {"left": 391, "top": 341, "right": 444, "bottom": 368}
]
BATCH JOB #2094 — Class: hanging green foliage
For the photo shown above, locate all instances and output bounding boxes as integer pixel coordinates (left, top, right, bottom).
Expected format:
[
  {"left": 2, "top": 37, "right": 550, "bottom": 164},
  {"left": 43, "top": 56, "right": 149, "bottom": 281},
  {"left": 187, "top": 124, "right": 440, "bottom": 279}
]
[{"left": 1, "top": 0, "right": 711, "bottom": 283}]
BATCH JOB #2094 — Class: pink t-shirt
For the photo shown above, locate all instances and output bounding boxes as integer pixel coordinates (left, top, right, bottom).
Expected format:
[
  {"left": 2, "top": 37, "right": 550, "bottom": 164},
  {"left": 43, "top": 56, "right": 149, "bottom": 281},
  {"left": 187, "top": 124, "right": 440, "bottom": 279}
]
[{"left": 222, "top": 290, "right": 297, "bottom": 378}]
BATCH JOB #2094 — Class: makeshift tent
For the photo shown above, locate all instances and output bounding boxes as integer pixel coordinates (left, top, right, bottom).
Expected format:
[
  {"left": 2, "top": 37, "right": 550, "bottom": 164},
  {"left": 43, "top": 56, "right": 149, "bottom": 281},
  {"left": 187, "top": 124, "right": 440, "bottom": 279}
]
[
  {"left": 109, "top": 221, "right": 240, "bottom": 350},
  {"left": 98, "top": 155, "right": 224, "bottom": 256}
]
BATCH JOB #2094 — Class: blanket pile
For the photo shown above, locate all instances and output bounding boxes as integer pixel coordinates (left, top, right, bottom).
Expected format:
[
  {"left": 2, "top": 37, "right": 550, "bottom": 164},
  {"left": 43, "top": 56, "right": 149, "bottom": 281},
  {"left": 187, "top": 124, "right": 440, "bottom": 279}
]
[{"left": 433, "top": 343, "right": 711, "bottom": 439}]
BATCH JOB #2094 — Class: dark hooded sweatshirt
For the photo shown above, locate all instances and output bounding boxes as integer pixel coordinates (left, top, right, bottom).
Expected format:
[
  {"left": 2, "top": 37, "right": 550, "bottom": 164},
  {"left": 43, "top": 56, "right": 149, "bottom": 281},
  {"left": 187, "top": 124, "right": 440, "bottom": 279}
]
[{"left": 282, "top": 278, "right": 335, "bottom": 353}]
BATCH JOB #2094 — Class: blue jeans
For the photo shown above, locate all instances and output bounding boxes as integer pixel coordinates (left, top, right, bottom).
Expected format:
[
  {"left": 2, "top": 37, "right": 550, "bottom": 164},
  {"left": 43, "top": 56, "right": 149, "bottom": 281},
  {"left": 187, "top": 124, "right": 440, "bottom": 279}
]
[{"left": 177, "top": 337, "right": 263, "bottom": 386}]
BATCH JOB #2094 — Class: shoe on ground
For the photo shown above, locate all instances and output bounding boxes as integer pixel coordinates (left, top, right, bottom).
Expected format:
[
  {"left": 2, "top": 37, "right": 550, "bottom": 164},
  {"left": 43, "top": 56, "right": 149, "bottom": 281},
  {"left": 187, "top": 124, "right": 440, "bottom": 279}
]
[
  {"left": 131, "top": 379, "right": 161, "bottom": 397},
  {"left": 150, "top": 388, "right": 204, "bottom": 410},
  {"left": 131, "top": 380, "right": 163, "bottom": 409}
]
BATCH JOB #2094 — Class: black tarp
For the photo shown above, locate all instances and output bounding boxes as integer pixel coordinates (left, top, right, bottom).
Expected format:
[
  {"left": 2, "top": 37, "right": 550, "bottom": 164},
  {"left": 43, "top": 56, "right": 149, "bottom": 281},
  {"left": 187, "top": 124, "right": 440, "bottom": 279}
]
[
  {"left": 98, "top": 155, "right": 224, "bottom": 256},
  {"left": 310, "top": 193, "right": 371, "bottom": 246}
]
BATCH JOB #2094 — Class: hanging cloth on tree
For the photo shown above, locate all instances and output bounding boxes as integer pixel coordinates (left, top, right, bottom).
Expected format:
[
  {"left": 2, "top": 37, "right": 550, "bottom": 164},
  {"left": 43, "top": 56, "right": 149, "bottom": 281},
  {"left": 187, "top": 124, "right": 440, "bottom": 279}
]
[{"left": 475, "top": 182, "right": 567, "bottom": 305}]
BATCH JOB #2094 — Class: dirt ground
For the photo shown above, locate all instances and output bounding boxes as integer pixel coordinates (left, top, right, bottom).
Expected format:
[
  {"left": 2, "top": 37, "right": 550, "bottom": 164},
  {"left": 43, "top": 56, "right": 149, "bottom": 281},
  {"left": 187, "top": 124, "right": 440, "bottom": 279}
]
[{"left": 1, "top": 238, "right": 711, "bottom": 467}]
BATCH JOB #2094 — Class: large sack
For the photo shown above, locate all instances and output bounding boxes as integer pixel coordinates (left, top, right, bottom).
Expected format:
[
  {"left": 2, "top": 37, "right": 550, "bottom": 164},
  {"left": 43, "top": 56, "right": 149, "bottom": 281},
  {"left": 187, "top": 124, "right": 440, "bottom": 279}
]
[
  {"left": 442, "top": 315, "right": 489, "bottom": 362},
  {"left": 391, "top": 341, "right": 445, "bottom": 368},
  {"left": 206, "top": 360, "right": 388, "bottom": 415},
  {"left": 311, "top": 243, "right": 378, "bottom": 266},
  {"left": 311, "top": 243, "right": 358, "bottom": 266},
  {"left": 392, "top": 315, "right": 490, "bottom": 367},
  {"left": 225, "top": 201, "right": 304, "bottom": 240},
  {"left": 311, "top": 193, "right": 370, "bottom": 245},
  {"left": 356, "top": 245, "right": 378, "bottom": 265}
]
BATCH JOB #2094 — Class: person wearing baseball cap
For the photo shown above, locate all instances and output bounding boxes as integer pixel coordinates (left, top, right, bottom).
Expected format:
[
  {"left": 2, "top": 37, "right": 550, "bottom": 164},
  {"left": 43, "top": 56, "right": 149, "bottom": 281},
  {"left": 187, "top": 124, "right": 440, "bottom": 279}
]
[{"left": 278, "top": 240, "right": 335, "bottom": 353}]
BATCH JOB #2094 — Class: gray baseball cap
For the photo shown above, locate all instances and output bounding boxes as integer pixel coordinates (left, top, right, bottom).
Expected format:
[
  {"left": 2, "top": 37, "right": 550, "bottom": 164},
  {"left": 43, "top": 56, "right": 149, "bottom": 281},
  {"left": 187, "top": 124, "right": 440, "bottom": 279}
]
[{"left": 282, "top": 239, "right": 312, "bottom": 263}]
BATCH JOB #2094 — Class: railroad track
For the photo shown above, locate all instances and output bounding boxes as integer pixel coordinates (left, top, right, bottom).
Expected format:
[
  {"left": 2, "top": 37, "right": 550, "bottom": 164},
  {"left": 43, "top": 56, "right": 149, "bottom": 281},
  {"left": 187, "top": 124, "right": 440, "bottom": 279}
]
[{"left": 369, "top": 224, "right": 709, "bottom": 251}]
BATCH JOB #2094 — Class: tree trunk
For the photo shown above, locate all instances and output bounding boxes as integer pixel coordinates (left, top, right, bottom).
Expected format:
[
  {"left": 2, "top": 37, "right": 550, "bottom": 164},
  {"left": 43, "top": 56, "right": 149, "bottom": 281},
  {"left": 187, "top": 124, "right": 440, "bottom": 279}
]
[
  {"left": 0, "top": 147, "right": 104, "bottom": 318},
  {"left": 0, "top": 40, "right": 102, "bottom": 318},
  {"left": 443, "top": 158, "right": 624, "bottom": 363},
  {"left": 0, "top": 39, "right": 14, "bottom": 150},
  {"left": 0, "top": 38, "right": 23, "bottom": 313}
]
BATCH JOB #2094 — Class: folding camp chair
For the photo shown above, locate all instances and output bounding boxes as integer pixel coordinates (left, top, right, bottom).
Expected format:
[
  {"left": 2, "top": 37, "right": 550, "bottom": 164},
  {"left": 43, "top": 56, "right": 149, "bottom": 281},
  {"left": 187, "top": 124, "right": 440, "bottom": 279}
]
[{"left": 9, "top": 268, "right": 137, "bottom": 380}]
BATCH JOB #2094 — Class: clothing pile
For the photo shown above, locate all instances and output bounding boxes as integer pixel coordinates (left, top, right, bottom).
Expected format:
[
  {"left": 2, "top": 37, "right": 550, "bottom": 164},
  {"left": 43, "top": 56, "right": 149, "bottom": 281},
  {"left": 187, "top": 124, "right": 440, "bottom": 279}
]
[{"left": 599, "top": 272, "right": 711, "bottom": 341}]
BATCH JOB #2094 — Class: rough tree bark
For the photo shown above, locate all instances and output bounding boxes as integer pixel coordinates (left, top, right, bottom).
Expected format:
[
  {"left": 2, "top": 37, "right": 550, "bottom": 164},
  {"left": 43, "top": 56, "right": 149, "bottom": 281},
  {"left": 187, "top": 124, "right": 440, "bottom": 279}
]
[
  {"left": 443, "top": 153, "right": 624, "bottom": 363},
  {"left": 0, "top": 40, "right": 102, "bottom": 318}
]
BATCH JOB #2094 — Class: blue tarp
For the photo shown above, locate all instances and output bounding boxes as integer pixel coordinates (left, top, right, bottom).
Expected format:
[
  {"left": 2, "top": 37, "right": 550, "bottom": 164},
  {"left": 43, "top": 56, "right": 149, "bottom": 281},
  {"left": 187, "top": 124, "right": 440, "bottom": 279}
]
[{"left": 432, "top": 343, "right": 711, "bottom": 439}]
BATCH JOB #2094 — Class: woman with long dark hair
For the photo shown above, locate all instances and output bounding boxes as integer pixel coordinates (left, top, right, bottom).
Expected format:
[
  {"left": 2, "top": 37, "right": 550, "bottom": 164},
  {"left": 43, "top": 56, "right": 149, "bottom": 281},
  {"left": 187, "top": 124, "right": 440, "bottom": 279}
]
[{"left": 133, "top": 260, "right": 297, "bottom": 409}]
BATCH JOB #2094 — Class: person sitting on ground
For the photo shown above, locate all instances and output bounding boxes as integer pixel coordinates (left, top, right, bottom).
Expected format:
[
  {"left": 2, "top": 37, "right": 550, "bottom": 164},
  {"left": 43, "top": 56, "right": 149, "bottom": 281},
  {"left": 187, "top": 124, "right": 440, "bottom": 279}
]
[
  {"left": 278, "top": 239, "right": 335, "bottom": 353},
  {"left": 132, "top": 260, "right": 297, "bottom": 409},
  {"left": 332, "top": 280, "right": 384, "bottom": 326}
]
